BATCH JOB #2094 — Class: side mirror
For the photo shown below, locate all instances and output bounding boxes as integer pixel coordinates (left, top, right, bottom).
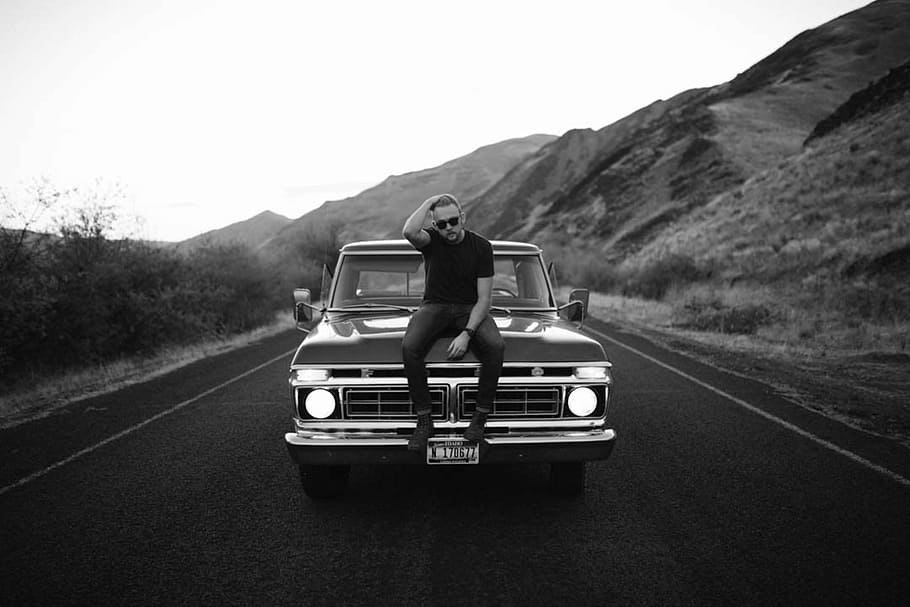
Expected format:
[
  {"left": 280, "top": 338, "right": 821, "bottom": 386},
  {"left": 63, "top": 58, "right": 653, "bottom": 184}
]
[
  {"left": 566, "top": 288, "right": 589, "bottom": 323},
  {"left": 293, "top": 288, "right": 317, "bottom": 330}
]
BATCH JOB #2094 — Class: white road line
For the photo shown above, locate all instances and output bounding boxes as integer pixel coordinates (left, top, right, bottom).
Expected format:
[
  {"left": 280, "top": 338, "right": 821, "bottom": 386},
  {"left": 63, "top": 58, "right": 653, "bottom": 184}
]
[
  {"left": 0, "top": 348, "right": 297, "bottom": 497},
  {"left": 586, "top": 326, "right": 910, "bottom": 489}
]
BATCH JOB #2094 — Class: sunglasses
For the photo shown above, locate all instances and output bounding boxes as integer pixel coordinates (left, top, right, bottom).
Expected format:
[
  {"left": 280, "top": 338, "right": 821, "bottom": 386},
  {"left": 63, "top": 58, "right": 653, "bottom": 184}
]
[{"left": 433, "top": 216, "right": 461, "bottom": 230}]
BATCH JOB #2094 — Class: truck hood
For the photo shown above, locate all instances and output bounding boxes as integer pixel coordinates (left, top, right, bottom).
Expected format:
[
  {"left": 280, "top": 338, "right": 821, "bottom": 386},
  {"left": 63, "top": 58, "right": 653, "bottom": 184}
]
[
  {"left": 293, "top": 313, "right": 606, "bottom": 365},
  {"left": 291, "top": 312, "right": 607, "bottom": 366}
]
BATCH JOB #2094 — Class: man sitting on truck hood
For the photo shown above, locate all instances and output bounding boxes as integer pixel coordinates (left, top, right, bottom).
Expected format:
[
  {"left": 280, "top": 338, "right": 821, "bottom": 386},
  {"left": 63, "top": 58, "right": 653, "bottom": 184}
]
[{"left": 401, "top": 193, "right": 505, "bottom": 451}]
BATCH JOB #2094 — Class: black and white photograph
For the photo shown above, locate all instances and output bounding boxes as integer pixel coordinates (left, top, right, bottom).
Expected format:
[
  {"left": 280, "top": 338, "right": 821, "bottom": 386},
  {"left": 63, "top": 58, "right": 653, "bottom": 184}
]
[{"left": 2, "top": 0, "right": 909, "bottom": 605}]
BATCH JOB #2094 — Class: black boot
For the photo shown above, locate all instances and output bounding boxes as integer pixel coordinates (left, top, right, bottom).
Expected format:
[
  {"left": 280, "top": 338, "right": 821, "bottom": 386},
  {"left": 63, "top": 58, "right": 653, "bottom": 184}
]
[
  {"left": 463, "top": 410, "right": 488, "bottom": 442},
  {"left": 407, "top": 413, "right": 435, "bottom": 451}
]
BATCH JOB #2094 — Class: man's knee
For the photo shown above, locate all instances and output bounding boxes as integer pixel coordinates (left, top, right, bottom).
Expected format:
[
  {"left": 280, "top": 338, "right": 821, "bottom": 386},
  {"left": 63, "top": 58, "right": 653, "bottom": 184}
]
[
  {"left": 478, "top": 334, "right": 505, "bottom": 364},
  {"left": 402, "top": 333, "right": 426, "bottom": 363},
  {"left": 491, "top": 338, "right": 505, "bottom": 362}
]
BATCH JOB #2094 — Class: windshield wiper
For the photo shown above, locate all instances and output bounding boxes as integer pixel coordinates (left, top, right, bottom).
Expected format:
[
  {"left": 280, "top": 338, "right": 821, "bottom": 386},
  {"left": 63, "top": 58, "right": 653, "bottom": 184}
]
[
  {"left": 336, "top": 303, "right": 416, "bottom": 312},
  {"left": 491, "top": 306, "right": 512, "bottom": 314}
]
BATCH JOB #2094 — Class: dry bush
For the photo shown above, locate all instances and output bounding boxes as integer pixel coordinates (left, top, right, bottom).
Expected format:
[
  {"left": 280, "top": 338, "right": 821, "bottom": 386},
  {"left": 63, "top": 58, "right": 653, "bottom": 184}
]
[
  {"left": 840, "top": 282, "right": 910, "bottom": 324},
  {"left": 622, "top": 254, "right": 706, "bottom": 300},
  {"left": 553, "top": 248, "right": 620, "bottom": 292},
  {"left": 666, "top": 283, "right": 775, "bottom": 335},
  {"left": 1, "top": 185, "right": 285, "bottom": 392},
  {"left": 547, "top": 243, "right": 708, "bottom": 301},
  {"left": 678, "top": 300, "right": 773, "bottom": 335},
  {"left": 292, "top": 217, "right": 346, "bottom": 296}
]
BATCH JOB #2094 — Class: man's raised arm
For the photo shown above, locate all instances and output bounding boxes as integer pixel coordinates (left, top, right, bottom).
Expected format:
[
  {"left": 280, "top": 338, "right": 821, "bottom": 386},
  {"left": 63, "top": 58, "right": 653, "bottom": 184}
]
[{"left": 402, "top": 196, "right": 438, "bottom": 248}]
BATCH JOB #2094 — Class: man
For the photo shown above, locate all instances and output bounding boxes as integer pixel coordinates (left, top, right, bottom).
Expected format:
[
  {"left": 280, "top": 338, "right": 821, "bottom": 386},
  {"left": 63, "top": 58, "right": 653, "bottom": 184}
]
[{"left": 401, "top": 193, "right": 504, "bottom": 451}]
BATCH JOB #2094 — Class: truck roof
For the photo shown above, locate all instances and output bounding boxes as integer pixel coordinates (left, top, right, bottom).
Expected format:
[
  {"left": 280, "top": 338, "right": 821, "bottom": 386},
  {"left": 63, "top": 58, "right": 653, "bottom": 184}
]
[{"left": 340, "top": 239, "right": 542, "bottom": 254}]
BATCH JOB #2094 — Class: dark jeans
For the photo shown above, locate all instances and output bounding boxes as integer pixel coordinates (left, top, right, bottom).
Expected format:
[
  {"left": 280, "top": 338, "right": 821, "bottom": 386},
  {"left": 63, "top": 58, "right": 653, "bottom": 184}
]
[{"left": 402, "top": 303, "right": 504, "bottom": 416}]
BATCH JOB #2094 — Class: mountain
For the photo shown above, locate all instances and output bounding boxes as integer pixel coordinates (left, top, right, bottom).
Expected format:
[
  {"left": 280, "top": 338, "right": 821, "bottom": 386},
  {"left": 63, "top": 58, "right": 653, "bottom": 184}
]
[
  {"left": 256, "top": 134, "right": 556, "bottom": 262},
  {"left": 176, "top": 0, "right": 909, "bottom": 294},
  {"left": 635, "top": 56, "right": 910, "bottom": 284},
  {"left": 176, "top": 210, "right": 292, "bottom": 252},
  {"left": 806, "top": 57, "right": 910, "bottom": 143},
  {"left": 466, "top": 0, "right": 910, "bottom": 279}
]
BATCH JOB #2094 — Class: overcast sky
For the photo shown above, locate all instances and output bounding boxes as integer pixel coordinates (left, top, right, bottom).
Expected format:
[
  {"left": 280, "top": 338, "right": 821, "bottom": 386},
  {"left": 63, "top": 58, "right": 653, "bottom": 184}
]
[{"left": 0, "top": 0, "right": 871, "bottom": 241}]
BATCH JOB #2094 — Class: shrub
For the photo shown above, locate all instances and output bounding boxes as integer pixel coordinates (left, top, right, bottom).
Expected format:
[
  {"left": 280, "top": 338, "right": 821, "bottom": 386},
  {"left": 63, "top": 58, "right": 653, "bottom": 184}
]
[
  {"left": 534, "top": 239, "right": 624, "bottom": 293},
  {"left": 623, "top": 254, "right": 705, "bottom": 300},
  {"left": 185, "top": 242, "right": 283, "bottom": 334},
  {"left": 293, "top": 218, "right": 344, "bottom": 295},
  {"left": 575, "top": 259, "right": 621, "bottom": 292},
  {"left": 839, "top": 281, "right": 910, "bottom": 324},
  {"left": 1, "top": 214, "right": 285, "bottom": 389},
  {"left": 558, "top": 249, "right": 620, "bottom": 292},
  {"left": 678, "top": 298, "right": 773, "bottom": 335}
]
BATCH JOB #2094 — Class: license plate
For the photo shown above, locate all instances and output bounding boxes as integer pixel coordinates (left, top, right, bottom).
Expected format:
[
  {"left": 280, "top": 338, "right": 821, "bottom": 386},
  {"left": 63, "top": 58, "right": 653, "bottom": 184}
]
[{"left": 427, "top": 438, "right": 479, "bottom": 465}]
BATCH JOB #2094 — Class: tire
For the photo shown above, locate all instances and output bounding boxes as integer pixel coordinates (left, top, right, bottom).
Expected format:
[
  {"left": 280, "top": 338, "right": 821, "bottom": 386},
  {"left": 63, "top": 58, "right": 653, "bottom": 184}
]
[
  {"left": 549, "top": 462, "right": 586, "bottom": 495},
  {"left": 299, "top": 465, "right": 350, "bottom": 499}
]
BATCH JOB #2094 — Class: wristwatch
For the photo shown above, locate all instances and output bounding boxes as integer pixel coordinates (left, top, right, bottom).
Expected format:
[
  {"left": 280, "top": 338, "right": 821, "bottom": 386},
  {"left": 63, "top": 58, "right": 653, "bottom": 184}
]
[{"left": 464, "top": 327, "right": 476, "bottom": 339}]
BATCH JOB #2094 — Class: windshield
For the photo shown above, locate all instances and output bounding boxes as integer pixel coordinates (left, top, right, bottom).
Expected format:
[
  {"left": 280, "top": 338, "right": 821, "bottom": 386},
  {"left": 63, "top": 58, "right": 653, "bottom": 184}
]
[{"left": 330, "top": 253, "right": 554, "bottom": 309}]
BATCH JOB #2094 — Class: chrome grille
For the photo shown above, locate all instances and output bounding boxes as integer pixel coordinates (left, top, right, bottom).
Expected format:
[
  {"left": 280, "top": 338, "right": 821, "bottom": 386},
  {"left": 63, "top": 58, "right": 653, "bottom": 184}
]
[
  {"left": 329, "top": 366, "right": 574, "bottom": 378},
  {"left": 459, "top": 385, "right": 561, "bottom": 418},
  {"left": 342, "top": 386, "right": 446, "bottom": 418}
]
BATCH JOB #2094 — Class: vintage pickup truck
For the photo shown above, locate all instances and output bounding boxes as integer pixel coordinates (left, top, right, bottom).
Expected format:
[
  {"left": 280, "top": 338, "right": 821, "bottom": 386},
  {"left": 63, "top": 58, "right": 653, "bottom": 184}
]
[{"left": 285, "top": 240, "right": 615, "bottom": 498}]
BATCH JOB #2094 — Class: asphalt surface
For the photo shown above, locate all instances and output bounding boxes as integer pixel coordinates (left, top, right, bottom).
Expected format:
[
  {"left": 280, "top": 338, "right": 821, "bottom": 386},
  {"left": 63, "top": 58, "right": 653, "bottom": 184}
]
[{"left": 2, "top": 321, "right": 909, "bottom": 606}]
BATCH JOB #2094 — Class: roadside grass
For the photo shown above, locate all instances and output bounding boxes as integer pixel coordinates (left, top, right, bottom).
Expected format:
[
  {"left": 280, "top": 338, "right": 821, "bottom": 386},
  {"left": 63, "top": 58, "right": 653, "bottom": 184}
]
[
  {"left": 579, "top": 285, "right": 910, "bottom": 447},
  {"left": 548, "top": 102, "right": 910, "bottom": 444},
  {"left": 621, "top": 99, "right": 910, "bottom": 284},
  {"left": 0, "top": 313, "right": 295, "bottom": 429}
]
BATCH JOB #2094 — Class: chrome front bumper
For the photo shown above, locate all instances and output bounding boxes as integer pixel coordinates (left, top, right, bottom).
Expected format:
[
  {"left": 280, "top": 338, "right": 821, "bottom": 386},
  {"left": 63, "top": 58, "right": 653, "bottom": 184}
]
[{"left": 284, "top": 427, "right": 616, "bottom": 465}]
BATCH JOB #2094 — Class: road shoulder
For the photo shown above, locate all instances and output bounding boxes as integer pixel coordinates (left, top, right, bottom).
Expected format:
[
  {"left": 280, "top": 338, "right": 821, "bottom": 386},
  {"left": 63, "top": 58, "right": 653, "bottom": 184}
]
[
  {"left": 0, "top": 329, "right": 301, "bottom": 492},
  {"left": 585, "top": 315, "right": 910, "bottom": 486}
]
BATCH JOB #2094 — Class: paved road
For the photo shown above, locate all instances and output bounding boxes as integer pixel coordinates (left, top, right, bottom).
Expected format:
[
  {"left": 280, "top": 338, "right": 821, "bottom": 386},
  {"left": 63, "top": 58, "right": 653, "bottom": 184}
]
[{"left": 2, "top": 321, "right": 909, "bottom": 606}]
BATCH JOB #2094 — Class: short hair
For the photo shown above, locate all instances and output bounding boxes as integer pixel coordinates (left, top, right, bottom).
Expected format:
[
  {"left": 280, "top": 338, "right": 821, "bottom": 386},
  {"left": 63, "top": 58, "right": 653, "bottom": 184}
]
[{"left": 429, "top": 193, "right": 462, "bottom": 214}]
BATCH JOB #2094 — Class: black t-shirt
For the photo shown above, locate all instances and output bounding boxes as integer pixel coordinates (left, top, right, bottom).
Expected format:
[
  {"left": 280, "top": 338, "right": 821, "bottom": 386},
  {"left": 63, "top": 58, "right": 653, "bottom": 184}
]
[{"left": 418, "top": 229, "right": 494, "bottom": 304}]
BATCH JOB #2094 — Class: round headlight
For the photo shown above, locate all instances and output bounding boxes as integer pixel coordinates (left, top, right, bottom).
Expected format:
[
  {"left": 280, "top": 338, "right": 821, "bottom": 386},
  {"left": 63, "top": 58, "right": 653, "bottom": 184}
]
[
  {"left": 304, "top": 389, "right": 336, "bottom": 419},
  {"left": 567, "top": 387, "right": 597, "bottom": 416}
]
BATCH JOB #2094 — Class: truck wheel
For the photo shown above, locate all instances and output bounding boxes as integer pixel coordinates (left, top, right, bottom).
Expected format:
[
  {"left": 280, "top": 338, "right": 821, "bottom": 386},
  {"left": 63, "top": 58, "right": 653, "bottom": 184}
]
[
  {"left": 299, "top": 464, "right": 350, "bottom": 499},
  {"left": 549, "top": 462, "right": 585, "bottom": 495}
]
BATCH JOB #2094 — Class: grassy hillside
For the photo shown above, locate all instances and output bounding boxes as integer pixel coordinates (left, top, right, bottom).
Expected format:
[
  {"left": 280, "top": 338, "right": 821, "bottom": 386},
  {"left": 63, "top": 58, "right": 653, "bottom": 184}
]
[
  {"left": 630, "top": 87, "right": 910, "bottom": 286},
  {"left": 590, "top": 55, "right": 910, "bottom": 345},
  {"left": 580, "top": 60, "right": 910, "bottom": 444},
  {"left": 710, "top": 0, "right": 910, "bottom": 168},
  {"left": 471, "top": 0, "right": 910, "bottom": 271}
]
